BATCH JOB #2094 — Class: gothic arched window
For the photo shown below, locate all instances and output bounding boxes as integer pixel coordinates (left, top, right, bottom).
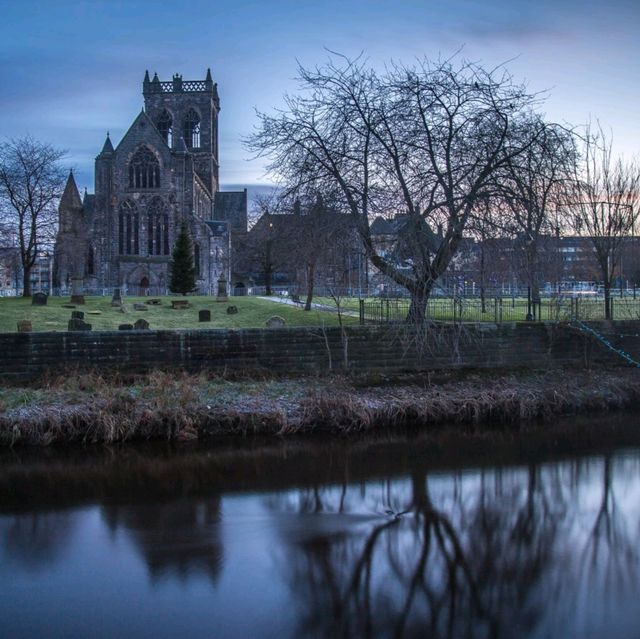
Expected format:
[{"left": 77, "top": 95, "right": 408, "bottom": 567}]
[
  {"left": 147, "top": 197, "right": 170, "bottom": 256},
  {"left": 183, "top": 109, "right": 201, "bottom": 149},
  {"left": 118, "top": 200, "right": 139, "bottom": 255},
  {"left": 128, "top": 146, "right": 160, "bottom": 189},
  {"left": 156, "top": 110, "right": 173, "bottom": 147}
]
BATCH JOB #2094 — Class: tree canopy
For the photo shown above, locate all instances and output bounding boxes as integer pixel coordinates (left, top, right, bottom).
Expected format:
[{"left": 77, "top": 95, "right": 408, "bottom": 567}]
[{"left": 248, "top": 54, "right": 548, "bottom": 320}]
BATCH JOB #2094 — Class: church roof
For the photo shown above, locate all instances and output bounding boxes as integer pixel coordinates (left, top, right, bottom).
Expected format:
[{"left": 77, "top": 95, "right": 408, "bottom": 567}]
[
  {"left": 59, "top": 171, "right": 83, "bottom": 212},
  {"left": 100, "top": 133, "right": 114, "bottom": 154},
  {"left": 113, "top": 109, "right": 169, "bottom": 154},
  {"left": 214, "top": 191, "right": 247, "bottom": 232}
]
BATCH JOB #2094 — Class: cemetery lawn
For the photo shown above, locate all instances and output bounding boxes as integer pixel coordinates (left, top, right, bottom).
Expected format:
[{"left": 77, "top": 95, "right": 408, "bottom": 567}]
[{"left": 0, "top": 295, "right": 357, "bottom": 333}]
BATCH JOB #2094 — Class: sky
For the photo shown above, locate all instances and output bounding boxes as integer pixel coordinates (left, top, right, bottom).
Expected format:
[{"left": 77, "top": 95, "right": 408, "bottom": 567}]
[{"left": 0, "top": 0, "right": 638, "bottom": 196}]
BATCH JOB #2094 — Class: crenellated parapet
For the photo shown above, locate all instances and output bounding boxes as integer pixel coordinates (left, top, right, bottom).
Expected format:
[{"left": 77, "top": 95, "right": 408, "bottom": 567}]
[{"left": 143, "top": 69, "right": 218, "bottom": 104}]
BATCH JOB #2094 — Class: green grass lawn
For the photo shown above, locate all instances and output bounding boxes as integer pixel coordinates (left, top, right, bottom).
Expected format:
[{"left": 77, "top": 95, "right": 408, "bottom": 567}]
[
  {"left": 0, "top": 295, "right": 358, "bottom": 333},
  {"left": 313, "top": 295, "right": 637, "bottom": 322}
]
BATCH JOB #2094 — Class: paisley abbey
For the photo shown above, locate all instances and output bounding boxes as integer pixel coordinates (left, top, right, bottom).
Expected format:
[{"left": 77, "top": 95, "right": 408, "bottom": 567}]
[{"left": 53, "top": 70, "right": 247, "bottom": 295}]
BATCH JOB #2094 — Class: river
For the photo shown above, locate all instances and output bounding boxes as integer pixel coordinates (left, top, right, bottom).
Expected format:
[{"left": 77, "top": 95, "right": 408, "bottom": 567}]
[{"left": 1, "top": 415, "right": 639, "bottom": 638}]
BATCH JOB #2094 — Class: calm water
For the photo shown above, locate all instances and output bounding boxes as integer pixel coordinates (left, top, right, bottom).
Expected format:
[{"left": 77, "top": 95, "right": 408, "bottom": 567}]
[{"left": 1, "top": 421, "right": 640, "bottom": 639}]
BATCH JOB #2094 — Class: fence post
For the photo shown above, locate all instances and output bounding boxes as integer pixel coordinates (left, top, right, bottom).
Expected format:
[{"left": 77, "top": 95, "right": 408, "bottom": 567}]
[
  {"left": 359, "top": 299, "right": 364, "bottom": 325},
  {"left": 494, "top": 298, "right": 498, "bottom": 323},
  {"left": 611, "top": 298, "right": 614, "bottom": 320},
  {"left": 386, "top": 299, "right": 389, "bottom": 322},
  {"left": 499, "top": 297, "right": 503, "bottom": 323}
]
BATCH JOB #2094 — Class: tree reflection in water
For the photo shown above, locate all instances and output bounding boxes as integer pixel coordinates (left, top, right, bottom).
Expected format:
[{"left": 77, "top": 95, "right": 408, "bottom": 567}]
[{"left": 267, "top": 455, "right": 640, "bottom": 639}]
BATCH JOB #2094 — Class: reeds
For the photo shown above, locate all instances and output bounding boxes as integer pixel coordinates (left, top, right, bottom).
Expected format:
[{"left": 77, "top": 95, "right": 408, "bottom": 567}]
[{"left": 1, "top": 369, "right": 639, "bottom": 446}]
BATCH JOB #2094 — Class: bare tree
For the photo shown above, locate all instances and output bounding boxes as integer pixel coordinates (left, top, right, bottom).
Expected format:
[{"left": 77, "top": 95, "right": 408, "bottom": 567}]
[
  {"left": 290, "top": 193, "right": 353, "bottom": 310},
  {"left": 0, "top": 137, "right": 66, "bottom": 296},
  {"left": 566, "top": 124, "right": 640, "bottom": 319},
  {"left": 498, "top": 120, "right": 576, "bottom": 315},
  {"left": 234, "top": 192, "right": 293, "bottom": 295},
  {"left": 248, "top": 54, "right": 544, "bottom": 322}
]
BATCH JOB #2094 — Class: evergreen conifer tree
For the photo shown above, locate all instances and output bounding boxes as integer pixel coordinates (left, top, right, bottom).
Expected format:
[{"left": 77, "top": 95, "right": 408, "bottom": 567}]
[{"left": 169, "top": 222, "right": 197, "bottom": 295}]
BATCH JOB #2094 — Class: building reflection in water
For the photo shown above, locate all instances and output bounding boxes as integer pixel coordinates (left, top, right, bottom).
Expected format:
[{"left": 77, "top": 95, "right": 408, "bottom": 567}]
[
  {"left": 101, "top": 496, "right": 223, "bottom": 584},
  {"left": 0, "top": 510, "right": 79, "bottom": 572}
]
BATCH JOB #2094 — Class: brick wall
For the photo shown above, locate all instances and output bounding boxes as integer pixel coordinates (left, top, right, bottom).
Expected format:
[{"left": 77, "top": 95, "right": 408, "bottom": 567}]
[{"left": 1, "top": 322, "right": 638, "bottom": 382}]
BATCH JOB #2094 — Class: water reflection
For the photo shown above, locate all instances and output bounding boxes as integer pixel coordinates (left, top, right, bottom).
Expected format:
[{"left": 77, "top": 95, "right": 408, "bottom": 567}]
[
  {"left": 1, "top": 431, "right": 639, "bottom": 639},
  {"left": 0, "top": 510, "right": 78, "bottom": 571},
  {"left": 267, "top": 456, "right": 640, "bottom": 638},
  {"left": 102, "top": 496, "right": 223, "bottom": 583}
]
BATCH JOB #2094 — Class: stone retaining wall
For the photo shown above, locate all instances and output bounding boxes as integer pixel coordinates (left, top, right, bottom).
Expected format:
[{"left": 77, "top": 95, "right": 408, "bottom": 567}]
[{"left": 1, "top": 322, "right": 638, "bottom": 382}]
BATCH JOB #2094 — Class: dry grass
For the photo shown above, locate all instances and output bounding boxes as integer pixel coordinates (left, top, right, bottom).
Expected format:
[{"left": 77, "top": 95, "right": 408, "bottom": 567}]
[{"left": 1, "top": 369, "right": 639, "bottom": 446}]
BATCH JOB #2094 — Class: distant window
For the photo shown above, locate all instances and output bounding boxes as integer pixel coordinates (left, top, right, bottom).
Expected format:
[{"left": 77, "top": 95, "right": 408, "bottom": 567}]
[
  {"left": 128, "top": 146, "right": 160, "bottom": 189},
  {"left": 156, "top": 110, "right": 173, "bottom": 147},
  {"left": 118, "top": 200, "right": 139, "bottom": 255},
  {"left": 147, "top": 197, "right": 170, "bottom": 256},
  {"left": 183, "top": 109, "right": 201, "bottom": 149}
]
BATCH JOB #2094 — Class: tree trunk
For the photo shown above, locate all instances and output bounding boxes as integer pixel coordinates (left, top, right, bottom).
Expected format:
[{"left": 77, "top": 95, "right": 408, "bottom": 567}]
[
  {"left": 265, "top": 266, "right": 273, "bottom": 296},
  {"left": 480, "top": 247, "right": 486, "bottom": 313},
  {"left": 22, "top": 265, "right": 31, "bottom": 297},
  {"left": 265, "top": 240, "right": 273, "bottom": 295},
  {"left": 604, "top": 282, "right": 611, "bottom": 320},
  {"left": 304, "top": 263, "right": 315, "bottom": 311},
  {"left": 407, "top": 288, "right": 428, "bottom": 324}
]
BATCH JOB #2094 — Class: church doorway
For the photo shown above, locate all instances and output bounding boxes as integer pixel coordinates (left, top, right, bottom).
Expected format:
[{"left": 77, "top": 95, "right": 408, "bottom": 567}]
[{"left": 139, "top": 276, "right": 150, "bottom": 296}]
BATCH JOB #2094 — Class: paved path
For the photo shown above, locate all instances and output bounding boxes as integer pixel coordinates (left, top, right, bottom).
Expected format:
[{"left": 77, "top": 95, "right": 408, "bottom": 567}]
[{"left": 258, "top": 296, "right": 360, "bottom": 318}]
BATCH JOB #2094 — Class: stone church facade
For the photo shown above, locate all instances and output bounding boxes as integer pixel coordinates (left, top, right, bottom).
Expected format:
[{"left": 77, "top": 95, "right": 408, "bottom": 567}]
[{"left": 54, "top": 69, "right": 247, "bottom": 295}]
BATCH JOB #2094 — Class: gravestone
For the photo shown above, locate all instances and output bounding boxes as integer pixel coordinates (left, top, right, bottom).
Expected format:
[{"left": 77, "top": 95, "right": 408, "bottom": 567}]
[
  {"left": 17, "top": 320, "right": 32, "bottom": 333},
  {"left": 62, "top": 304, "right": 76, "bottom": 309},
  {"left": 216, "top": 276, "right": 228, "bottom": 302},
  {"left": 118, "top": 323, "right": 133, "bottom": 330},
  {"left": 199, "top": 309, "right": 211, "bottom": 322},
  {"left": 133, "top": 303, "right": 148, "bottom": 311},
  {"left": 111, "top": 288, "right": 122, "bottom": 307},
  {"left": 71, "top": 310, "right": 84, "bottom": 320},
  {"left": 68, "top": 318, "right": 92, "bottom": 331},
  {"left": 265, "top": 315, "right": 286, "bottom": 328},
  {"left": 133, "top": 318, "right": 150, "bottom": 330},
  {"left": 226, "top": 305, "right": 238, "bottom": 315},
  {"left": 171, "top": 300, "right": 190, "bottom": 309},
  {"left": 32, "top": 292, "right": 48, "bottom": 306},
  {"left": 146, "top": 299, "right": 162, "bottom": 305},
  {"left": 70, "top": 277, "right": 85, "bottom": 305}
]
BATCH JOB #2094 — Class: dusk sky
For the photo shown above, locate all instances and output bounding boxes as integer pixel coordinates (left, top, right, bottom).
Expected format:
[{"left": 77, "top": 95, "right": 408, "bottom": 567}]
[{"left": 1, "top": 0, "right": 638, "bottom": 196}]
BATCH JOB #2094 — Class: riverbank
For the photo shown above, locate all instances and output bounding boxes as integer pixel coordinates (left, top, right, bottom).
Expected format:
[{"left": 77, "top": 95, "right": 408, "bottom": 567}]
[{"left": 2, "top": 368, "right": 639, "bottom": 446}]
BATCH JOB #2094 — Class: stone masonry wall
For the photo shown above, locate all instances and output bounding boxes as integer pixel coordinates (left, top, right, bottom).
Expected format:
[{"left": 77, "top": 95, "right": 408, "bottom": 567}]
[{"left": 1, "top": 322, "right": 638, "bottom": 383}]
